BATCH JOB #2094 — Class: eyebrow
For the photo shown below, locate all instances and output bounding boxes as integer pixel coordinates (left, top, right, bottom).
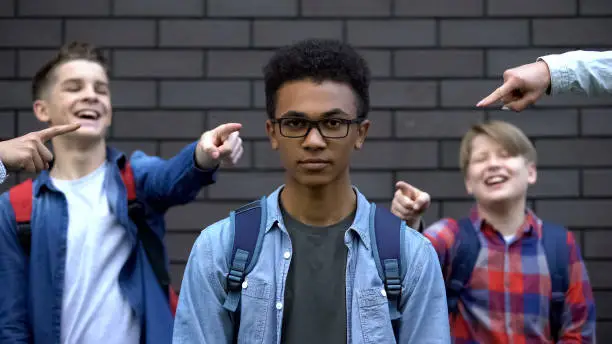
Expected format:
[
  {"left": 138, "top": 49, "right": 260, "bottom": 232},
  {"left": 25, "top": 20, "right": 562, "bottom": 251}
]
[
  {"left": 279, "top": 108, "right": 350, "bottom": 119},
  {"left": 60, "top": 78, "right": 109, "bottom": 86}
]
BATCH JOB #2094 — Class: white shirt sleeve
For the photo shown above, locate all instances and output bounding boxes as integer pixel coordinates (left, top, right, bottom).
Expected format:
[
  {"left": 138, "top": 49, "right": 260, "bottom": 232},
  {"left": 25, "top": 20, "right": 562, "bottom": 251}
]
[{"left": 538, "top": 50, "right": 612, "bottom": 97}]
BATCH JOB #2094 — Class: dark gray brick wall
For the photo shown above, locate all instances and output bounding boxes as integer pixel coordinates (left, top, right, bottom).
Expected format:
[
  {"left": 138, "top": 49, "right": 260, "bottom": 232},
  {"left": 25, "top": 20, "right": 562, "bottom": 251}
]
[{"left": 0, "top": 1, "right": 610, "bottom": 340}]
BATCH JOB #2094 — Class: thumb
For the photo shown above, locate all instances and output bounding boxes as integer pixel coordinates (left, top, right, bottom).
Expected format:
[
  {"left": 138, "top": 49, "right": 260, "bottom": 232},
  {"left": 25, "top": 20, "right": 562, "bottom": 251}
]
[
  {"left": 395, "top": 181, "right": 417, "bottom": 198},
  {"left": 199, "top": 132, "right": 221, "bottom": 159}
]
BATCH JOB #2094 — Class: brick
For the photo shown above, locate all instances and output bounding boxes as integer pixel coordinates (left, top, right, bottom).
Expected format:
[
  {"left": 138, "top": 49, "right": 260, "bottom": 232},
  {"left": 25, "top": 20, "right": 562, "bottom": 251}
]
[
  {"left": 159, "top": 20, "right": 250, "bottom": 48},
  {"left": 160, "top": 140, "right": 253, "bottom": 170},
  {"left": 302, "top": 0, "right": 390, "bottom": 16},
  {"left": 0, "top": 20, "right": 62, "bottom": 47},
  {"left": 395, "top": 0, "right": 482, "bottom": 16},
  {"left": 370, "top": 81, "right": 437, "bottom": 108},
  {"left": 535, "top": 139, "right": 612, "bottom": 167},
  {"left": 106, "top": 140, "right": 157, "bottom": 157},
  {"left": 441, "top": 201, "right": 474, "bottom": 219},
  {"left": 113, "top": 111, "right": 204, "bottom": 139},
  {"left": 16, "top": 111, "right": 45, "bottom": 136},
  {"left": 207, "top": 111, "right": 268, "bottom": 139},
  {"left": 208, "top": 0, "right": 297, "bottom": 17},
  {"left": 0, "top": 112, "right": 15, "bottom": 138},
  {"left": 534, "top": 93, "right": 612, "bottom": 107},
  {"left": 488, "top": 109, "right": 579, "bottom": 137},
  {"left": 351, "top": 172, "right": 394, "bottom": 199},
  {"left": 347, "top": 20, "right": 435, "bottom": 48},
  {"left": 486, "top": 49, "right": 569, "bottom": 77},
  {"left": 253, "top": 141, "right": 281, "bottom": 169},
  {"left": 65, "top": 20, "right": 156, "bottom": 48},
  {"left": 352, "top": 141, "right": 438, "bottom": 169},
  {"left": 586, "top": 261, "right": 612, "bottom": 288},
  {"left": 18, "top": 0, "right": 110, "bottom": 16},
  {"left": 533, "top": 19, "right": 612, "bottom": 46},
  {"left": 584, "top": 231, "right": 612, "bottom": 258},
  {"left": 441, "top": 140, "right": 461, "bottom": 168},
  {"left": 359, "top": 50, "right": 391, "bottom": 77},
  {"left": 582, "top": 109, "right": 612, "bottom": 136},
  {"left": 394, "top": 50, "right": 484, "bottom": 77},
  {"left": 0, "top": 50, "right": 14, "bottom": 77},
  {"left": 597, "top": 322, "right": 612, "bottom": 343},
  {"left": 580, "top": 0, "right": 612, "bottom": 15},
  {"left": 160, "top": 81, "right": 250, "bottom": 109},
  {"left": 207, "top": 51, "right": 273, "bottom": 78},
  {"left": 365, "top": 111, "right": 393, "bottom": 138},
  {"left": 0, "top": 1, "right": 14, "bottom": 16},
  {"left": 18, "top": 49, "right": 111, "bottom": 78},
  {"left": 440, "top": 20, "right": 529, "bottom": 47},
  {"left": 593, "top": 292, "right": 612, "bottom": 318},
  {"left": 535, "top": 200, "right": 612, "bottom": 227},
  {"left": 165, "top": 232, "right": 199, "bottom": 262},
  {"left": 0, "top": 81, "right": 31, "bottom": 109},
  {"left": 114, "top": 0, "right": 204, "bottom": 16},
  {"left": 441, "top": 80, "right": 500, "bottom": 107},
  {"left": 252, "top": 80, "right": 267, "bottom": 108},
  {"left": 166, "top": 201, "right": 246, "bottom": 230},
  {"left": 528, "top": 170, "right": 579, "bottom": 198},
  {"left": 208, "top": 172, "right": 284, "bottom": 200},
  {"left": 169, "top": 263, "right": 186, "bottom": 290},
  {"left": 113, "top": 50, "right": 204, "bottom": 78},
  {"left": 394, "top": 111, "right": 484, "bottom": 138},
  {"left": 396, "top": 171, "right": 468, "bottom": 198},
  {"left": 583, "top": 170, "right": 612, "bottom": 196},
  {"left": 487, "top": 0, "right": 576, "bottom": 16},
  {"left": 111, "top": 81, "right": 157, "bottom": 108},
  {"left": 253, "top": 20, "right": 343, "bottom": 48}
]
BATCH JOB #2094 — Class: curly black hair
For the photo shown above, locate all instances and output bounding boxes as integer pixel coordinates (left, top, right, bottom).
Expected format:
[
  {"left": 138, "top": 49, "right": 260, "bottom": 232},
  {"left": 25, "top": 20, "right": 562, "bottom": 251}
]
[{"left": 263, "top": 38, "right": 371, "bottom": 120}]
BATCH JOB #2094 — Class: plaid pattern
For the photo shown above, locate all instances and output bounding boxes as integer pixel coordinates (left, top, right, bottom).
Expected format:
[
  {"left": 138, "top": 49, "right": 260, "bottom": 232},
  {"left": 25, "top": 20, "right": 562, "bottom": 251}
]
[
  {"left": 0, "top": 159, "right": 6, "bottom": 185},
  {"left": 424, "top": 207, "right": 596, "bottom": 344}
]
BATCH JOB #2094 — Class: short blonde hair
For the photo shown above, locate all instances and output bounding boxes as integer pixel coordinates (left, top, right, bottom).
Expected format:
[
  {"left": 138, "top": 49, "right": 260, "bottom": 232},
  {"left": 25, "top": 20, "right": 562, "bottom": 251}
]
[{"left": 459, "top": 120, "right": 537, "bottom": 174}]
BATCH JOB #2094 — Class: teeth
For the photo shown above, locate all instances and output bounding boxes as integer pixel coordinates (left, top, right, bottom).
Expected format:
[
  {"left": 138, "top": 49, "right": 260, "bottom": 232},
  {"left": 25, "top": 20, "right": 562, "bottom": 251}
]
[
  {"left": 485, "top": 176, "right": 507, "bottom": 185},
  {"left": 76, "top": 110, "right": 98, "bottom": 119}
]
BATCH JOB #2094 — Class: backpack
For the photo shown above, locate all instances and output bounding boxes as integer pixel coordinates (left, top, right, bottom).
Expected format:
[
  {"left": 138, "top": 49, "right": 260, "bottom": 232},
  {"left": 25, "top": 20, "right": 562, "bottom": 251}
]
[
  {"left": 446, "top": 218, "right": 570, "bottom": 342},
  {"left": 8, "top": 161, "right": 179, "bottom": 317},
  {"left": 220, "top": 198, "right": 405, "bottom": 341}
]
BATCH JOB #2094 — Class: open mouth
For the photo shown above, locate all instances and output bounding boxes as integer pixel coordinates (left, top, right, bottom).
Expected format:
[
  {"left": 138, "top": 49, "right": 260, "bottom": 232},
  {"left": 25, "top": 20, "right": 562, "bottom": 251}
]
[
  {"left": 484, "top": 175, "right": 509, "bottom": 186},
  {"left": 74, "top": 109, "right": 101, "bottom": 120}
]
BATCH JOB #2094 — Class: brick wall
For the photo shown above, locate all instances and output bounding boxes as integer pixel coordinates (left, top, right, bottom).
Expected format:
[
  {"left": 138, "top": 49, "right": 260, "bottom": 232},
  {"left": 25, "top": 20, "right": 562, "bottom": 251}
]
[{"left": 1, "top": 0, "right": 611, "bottom": 340}]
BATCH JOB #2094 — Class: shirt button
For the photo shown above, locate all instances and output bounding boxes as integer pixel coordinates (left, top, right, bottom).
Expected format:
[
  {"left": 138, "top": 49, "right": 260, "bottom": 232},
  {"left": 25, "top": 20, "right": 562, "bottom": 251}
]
[
  {"left": 283, "top": 251, "right": 291, "bottom": 259},
  {"left": 381, "top": 289, "right": 387, "bottom": 297},
  {"left": 276, "top": 302, "right": 283, "bottom": 310},
  {"left": 242, "top": 280, "right": 248, "bottom": 289}
]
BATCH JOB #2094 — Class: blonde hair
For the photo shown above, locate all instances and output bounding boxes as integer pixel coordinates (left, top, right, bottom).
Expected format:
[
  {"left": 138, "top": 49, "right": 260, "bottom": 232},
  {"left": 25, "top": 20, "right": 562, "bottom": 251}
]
[{"left": 459, "top": 120, "right": 537, "bottom": 174}]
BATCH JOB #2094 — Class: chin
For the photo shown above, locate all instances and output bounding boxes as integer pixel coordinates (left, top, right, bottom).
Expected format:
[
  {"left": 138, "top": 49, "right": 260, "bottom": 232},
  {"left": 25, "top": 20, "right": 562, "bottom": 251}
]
[{"left": 292, "top": 172, "right": 338, "bottom": 188}]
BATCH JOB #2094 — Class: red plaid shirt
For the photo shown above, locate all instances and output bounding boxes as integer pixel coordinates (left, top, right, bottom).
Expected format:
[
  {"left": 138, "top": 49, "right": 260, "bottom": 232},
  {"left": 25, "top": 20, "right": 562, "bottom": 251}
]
[{"left": 423, "top": 207, "right": 596, "bottom": 344}]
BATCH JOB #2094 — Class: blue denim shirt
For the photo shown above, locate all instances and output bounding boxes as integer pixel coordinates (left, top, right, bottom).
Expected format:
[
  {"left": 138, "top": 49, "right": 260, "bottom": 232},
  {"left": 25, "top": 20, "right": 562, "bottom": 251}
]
[
  {"left": 173, "top": 186, "right": 451, "bottom": 344},
  {"left": 539, "top": 50, "right": 612, "bottom": 96},
  {"left": 0, "top": 141, "right": 216, "bottom": 344}
]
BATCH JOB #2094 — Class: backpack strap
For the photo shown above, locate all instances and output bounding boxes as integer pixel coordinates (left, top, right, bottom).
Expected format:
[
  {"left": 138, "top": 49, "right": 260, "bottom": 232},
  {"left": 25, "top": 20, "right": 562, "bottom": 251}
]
[
  {"left": 369, "top": 203, "right": 404, "bottom": 340},
  {"left": 120, "top": 161, "right": 177, "bottom": 316},
  {"left": 8, "top": 179, "right": 34, "bottom": 256},
  {"left": 447, "top": 218, "right": 481, "bottom": 316},
  {"left": 541, "top": 221, "right": 570, "bottom": 342},
  {"left": 223, "top": 197, "right": 267, "bottom": 314}
]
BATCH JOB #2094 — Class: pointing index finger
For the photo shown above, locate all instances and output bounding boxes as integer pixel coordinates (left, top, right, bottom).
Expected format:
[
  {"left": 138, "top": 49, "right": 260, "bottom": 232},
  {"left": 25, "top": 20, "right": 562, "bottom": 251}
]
[
  {"left": 36, "top": 123, "right": 81, "bottom": 142},
  {"left": 212, "top": 123, "right": 242, "bottom": 142},
  {"left": 476, "top": 81, "right": 515, "bottom": 108}
]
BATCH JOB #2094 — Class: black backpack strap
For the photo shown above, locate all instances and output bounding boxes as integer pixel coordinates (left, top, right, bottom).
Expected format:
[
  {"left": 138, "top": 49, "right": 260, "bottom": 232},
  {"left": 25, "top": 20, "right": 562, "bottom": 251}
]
[
  {"left": 223, "top": 197, "right": 268, "bottom": 342},
  {"left": 447, "top": 218, "right": 481, "bottom": 316},
  {"left": 369, "top": 203, "right": 404, "bottom": 341},
  {"left": 541, "top": 221, "right": 570, "bottom": 342}
]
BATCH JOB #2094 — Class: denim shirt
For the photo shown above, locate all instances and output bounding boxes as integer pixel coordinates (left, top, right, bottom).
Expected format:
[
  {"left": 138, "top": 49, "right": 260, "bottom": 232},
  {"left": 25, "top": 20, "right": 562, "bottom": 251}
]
[
  {"left": 173, "top": 186, "right": 451, "bottom": 344},
  {"left": 539, "top": 50, "right": 612, "bottom": 96},
  {"left": 0, "top": 142, "right": 217, "bottom": 344}
]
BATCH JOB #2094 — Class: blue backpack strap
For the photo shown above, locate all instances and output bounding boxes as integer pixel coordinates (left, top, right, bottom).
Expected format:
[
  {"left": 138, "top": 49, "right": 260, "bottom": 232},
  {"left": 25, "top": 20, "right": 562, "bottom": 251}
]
[
  {"left": 222, "top": 196, "right": 267, "bottom": 314},
  {"left": 369, "top": 203, "right": 404, "bottom": 340},
  {"left": 541, "top": 221, "right": 570, "bottom": 342},
  {"left": 447, "top": 218, "right": 481, "bottom": 316}
]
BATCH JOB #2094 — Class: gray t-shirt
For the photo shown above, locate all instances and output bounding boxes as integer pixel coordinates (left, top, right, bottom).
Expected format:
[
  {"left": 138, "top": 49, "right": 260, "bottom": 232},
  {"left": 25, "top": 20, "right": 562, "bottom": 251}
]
[{"left": 280, "top": 202, "right": 355, "bottom": 344}]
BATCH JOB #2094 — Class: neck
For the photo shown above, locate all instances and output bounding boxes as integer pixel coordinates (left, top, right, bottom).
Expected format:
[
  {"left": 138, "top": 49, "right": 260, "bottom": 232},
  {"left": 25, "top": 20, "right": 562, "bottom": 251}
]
[
  {"left": 477, "top": 198, "right": 526, "bottom": 236},
  {"left": 49, "top": 137, "right": 107, "bottom": 180},
  {"left": 280, "top": 173, "right": 356, "bottom": 227}
]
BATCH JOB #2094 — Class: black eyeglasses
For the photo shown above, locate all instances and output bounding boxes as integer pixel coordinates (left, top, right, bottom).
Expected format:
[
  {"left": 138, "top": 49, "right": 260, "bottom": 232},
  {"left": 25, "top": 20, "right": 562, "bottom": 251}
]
[{"left": 271, "top": 117, "right": 363, "bottom": 138}]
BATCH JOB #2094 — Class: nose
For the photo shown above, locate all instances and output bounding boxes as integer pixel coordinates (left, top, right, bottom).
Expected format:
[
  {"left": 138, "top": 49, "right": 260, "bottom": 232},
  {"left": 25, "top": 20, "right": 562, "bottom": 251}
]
[
  {"left": 485, "top": 154, "right": 502, "bottom": 170},
  {"left": 81, "top": 84, "right": 99, "bottom": 102},
  {"left": 302, "top": 126, "right": 326, "bottom": 150}
]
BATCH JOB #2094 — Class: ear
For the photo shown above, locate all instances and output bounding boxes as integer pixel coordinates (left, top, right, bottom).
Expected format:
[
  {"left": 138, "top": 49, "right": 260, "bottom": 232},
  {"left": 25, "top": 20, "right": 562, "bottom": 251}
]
[
  {"left": 354, "top": 119, "right": 370, "bottom": 150},
  {"left": 266, "top": 119, "right": 279, "bottom": 150},
  {"left": 33, "top": 99, "right": 51, "bottom": 123},
  {"left": 526, "top": 161, "right": 537, "bottom": 185},
  {"left": 463, "top": 168, "right": 474, "bottom": 195}
]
